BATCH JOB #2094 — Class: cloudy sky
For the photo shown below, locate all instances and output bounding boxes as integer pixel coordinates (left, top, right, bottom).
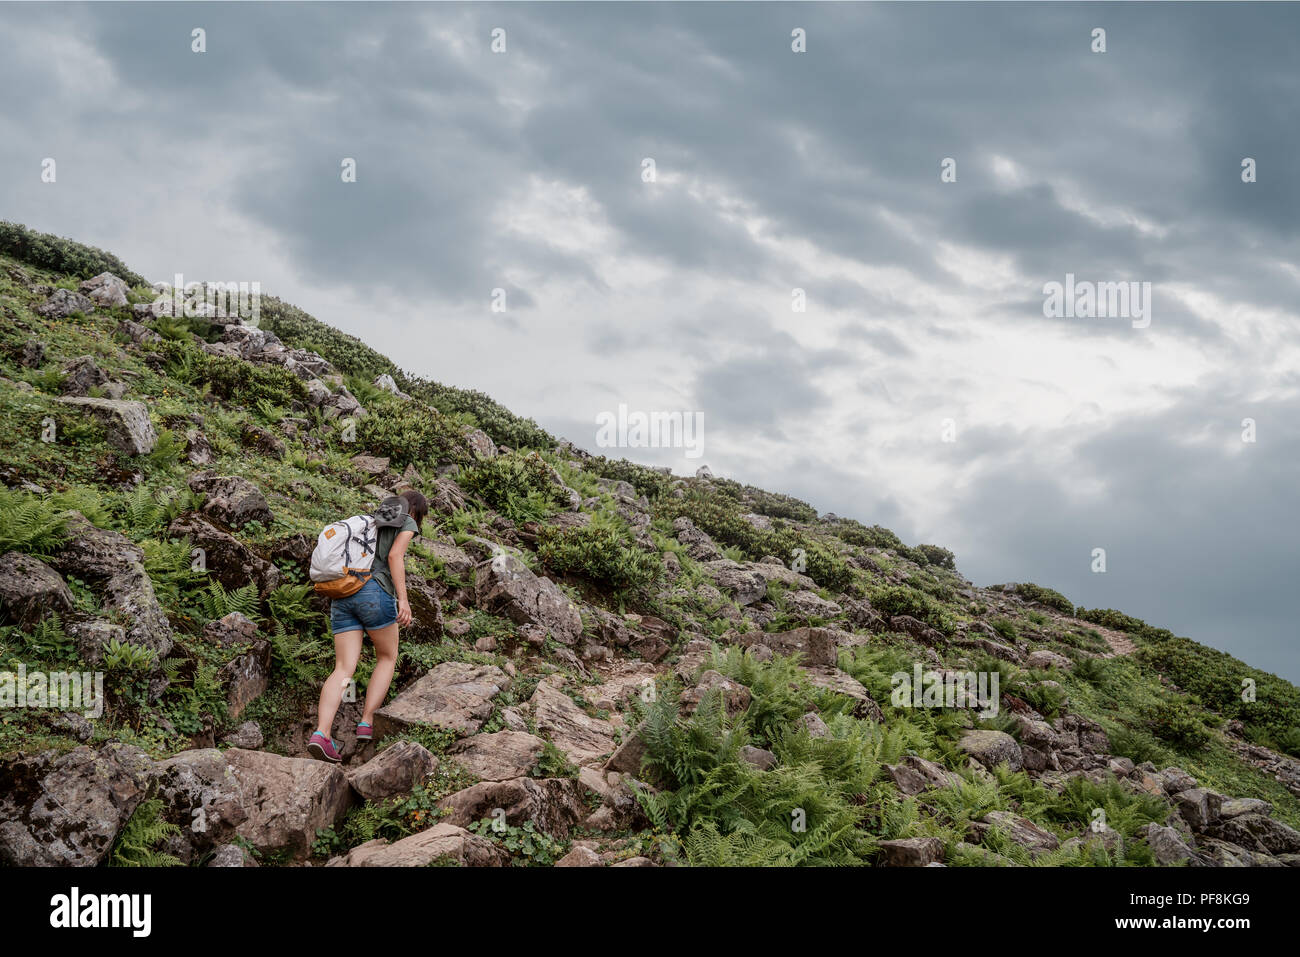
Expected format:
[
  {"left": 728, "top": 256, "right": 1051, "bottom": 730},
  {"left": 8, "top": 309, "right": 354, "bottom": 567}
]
[{"left": 2, "top": 3, "right": 1297, "bottom": 680}]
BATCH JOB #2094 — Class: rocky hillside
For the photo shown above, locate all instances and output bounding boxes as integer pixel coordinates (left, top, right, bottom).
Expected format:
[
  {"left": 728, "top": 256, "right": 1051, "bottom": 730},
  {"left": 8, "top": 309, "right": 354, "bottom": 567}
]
[{"left": 1, "top": 221, "right": 1299, "bottom": 868}]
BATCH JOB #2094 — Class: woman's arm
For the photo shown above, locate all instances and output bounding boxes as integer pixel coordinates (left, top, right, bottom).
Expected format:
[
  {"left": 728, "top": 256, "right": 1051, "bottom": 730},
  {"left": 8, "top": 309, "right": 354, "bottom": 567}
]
[{"left": 389, "top": 530, "right": 415, "bottom": 626}]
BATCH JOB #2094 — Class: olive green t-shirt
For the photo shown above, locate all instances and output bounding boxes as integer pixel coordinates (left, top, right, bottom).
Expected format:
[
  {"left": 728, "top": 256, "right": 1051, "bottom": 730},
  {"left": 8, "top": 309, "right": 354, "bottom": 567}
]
[{"left": 370, "top": 515, "right": 418, "bottom": 598}]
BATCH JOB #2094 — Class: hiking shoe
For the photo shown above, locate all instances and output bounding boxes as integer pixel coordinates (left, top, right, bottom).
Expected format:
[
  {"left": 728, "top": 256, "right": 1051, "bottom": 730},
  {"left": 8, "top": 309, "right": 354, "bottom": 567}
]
[
  {"left": 308, "top": 732, "right": 342, "bottom": 763},
  {"left": 356, "top": 722, "right": 373, "bottom": 744}
]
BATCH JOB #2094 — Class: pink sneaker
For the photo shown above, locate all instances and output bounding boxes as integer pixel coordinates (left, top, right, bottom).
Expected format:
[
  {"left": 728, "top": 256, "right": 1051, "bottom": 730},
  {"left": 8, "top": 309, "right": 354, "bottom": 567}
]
[
  {"left": 307, "top": 731, "right": 343, "bottom": 763},
  {"left": 356, "top": 721, "right": 373, "bottom": 743}
]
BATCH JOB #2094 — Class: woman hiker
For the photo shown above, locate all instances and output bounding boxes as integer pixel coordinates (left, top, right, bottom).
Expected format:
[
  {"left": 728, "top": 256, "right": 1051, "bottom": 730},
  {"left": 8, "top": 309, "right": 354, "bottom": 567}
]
[{"left": 308, "top": 489, "right": 429, "bottom": 762}]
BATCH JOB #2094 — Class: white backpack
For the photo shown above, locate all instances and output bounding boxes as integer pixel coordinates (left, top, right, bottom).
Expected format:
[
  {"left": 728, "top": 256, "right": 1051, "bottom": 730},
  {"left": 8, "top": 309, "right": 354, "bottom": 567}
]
[{"left": 309, "top": 497, "right": 408, "bottom": 598}]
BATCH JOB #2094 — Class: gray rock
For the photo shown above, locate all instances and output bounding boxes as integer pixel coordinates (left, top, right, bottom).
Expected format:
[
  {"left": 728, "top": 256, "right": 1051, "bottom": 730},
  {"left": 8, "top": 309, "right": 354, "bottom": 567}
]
[
  {"left": 0, "top": 744, "right": 152, "bottom": 866},
  {"left": 474, "top": 553, "right": 582, "bottom": 645},
  {"left": 0, "top": 552, "right": 74, "bottom": 627},
  {"left": 37, "top": 288, "right": 96, "bottom": 318},
  {"left": 187, "top": 473, "right": 274, "bottom": 528},
  {"left": 327, "top": 822, "right": 508, "bottom": 867},
  {"left": 959, "top": 729, "right": 1024, "bottom": 772},
  {"left": 53, "top": 396, "right": 156, "bottom": 454},
  {"left": 878, "top": 837, "right": 945, "bottom": 867},
  {"left": 79, "top": 272, "right": 130, "bottom": 308}
]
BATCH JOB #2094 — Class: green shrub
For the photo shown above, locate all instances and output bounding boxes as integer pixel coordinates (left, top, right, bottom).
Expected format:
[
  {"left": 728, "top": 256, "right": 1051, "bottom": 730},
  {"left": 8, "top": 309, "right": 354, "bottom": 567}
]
[
  {"left": 460, "top": 451, "right": 572, "bottom": 520},
  {"left": 990, "top": 619, "right": 1018, "bottom": 643},
  {"left": 537, "top": 520, "right": 663, "bottom": 596},
  {"left": 912, "top": 544, "right": 957, "bottom": 570},
  {"left": 0, "top": 221, "right": 147, "bottom": 286},
  {"left": 1011, "top": 583, "right": 1074, "bottom": 616},
  {"left": 201, "top": 354, "right": 307, "bottom": 407},
  {"left": 353, "top": 399, "right": 469, "bottom": 469},
  {"left": 1140, "top": 698, "right": 1212, "bottom": 751},
  {"left": 870, "top": 585, "right": 953, "bottom": 634}
]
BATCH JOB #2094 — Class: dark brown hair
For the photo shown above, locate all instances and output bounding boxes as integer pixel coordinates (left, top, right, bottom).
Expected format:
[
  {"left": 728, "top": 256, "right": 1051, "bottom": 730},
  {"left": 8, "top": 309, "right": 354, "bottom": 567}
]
[{"left": 399, "top": 489, "right": 429, "bottom": 531}]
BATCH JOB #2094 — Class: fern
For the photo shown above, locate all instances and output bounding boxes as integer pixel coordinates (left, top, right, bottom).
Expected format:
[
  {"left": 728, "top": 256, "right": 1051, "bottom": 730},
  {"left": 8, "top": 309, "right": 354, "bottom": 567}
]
[
  {"left": 110, "top": 799, "right": 181, "bottom": 867},
  {"left": 0, "top": 488, "right": 70, "bottom": 555},
  {"left": 197, "top": 580, "right": 262, "bottom": 623}
]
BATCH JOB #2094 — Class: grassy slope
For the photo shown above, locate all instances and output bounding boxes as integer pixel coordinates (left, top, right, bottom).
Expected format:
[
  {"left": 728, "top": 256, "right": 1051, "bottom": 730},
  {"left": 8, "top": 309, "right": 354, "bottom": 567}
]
[{"left": 1, "top": 228, "right": 1297, "bottom": 864}]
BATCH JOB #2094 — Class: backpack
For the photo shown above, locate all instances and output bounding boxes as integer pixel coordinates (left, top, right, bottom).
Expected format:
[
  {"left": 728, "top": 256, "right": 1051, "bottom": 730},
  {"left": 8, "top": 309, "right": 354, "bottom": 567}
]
[{"left": 309, "top": 497, "right": 409, "bottom": 598}]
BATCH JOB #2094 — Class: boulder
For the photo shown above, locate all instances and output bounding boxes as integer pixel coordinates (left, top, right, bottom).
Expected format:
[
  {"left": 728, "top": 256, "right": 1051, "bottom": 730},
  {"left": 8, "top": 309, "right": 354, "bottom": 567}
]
[
  {"left": 604, "top": 730, "right": 647, "bottom": 776},
  {"left": 702, "top": 559, "right": 767, "bottom": 605},
  {"left": 973, "top": 811, "right": 1060, "bottom": 853},
  {"left": 796, "top": 712, "right": 830, "bottom": 738},
  {"left": 529, "top": 677, "right": 618, "bottom": 766},
  {"left": 59, "top": 355, "right": 109, "bottom": 397},
  {"left": 150, "top": 748, "right": 250, "bottom": 859},
  {"left": 958, "top": 729, "right": 1024, "bottom": 772},
  {"left": 168, "top": 514, "right": 282, "bottom": 596},
  {"left": 346, "top": 741, "right": 439, "bottom": 802},
  {"left": 79, "top": 272, "right": 130, "bottom": 308},
  {"left": 208, "top": 844, "right": 258, "bottom": 867},
  {"left": 1219, "top": 797, "right": 1272, "bottom": 820},
  {"left": 328, "top": 822, "right": 508, "bottom": 867},
  {"left": 0, "top": 744, "right": 152, "bottom": 866},
  {"left": 437, "top": 777, "right": 588, "bottom": 840},
  {"left": 1139, "top": 823, "right": 1197, "bottom": 866},
  {"left": 202, "top": 611, "right": 260, "bottom": 649},
  {"left": 1026, "top": 649, "right": 1073, "bottom": 671},
  {"left": 222, "top": 721, "right": 264, "bottom": 750},
  {"left": 889, "top": 615, "right": 945, "bottom": 645},
  {"left": 446, "top": 731, "right": 547, "bottom": 782},
  {"left": 187, "top": 473, "right": 274, "bottom": 528},
  {"left": 0, "top": 552, "right": 74, "bottom": 627},
  {"left": 878, "top": 837, "right": 945, "bottom": 867},
  {"left": 555, "top": 845, "right": 603, "bottom": 867},
  {"left": 728, "top": 626, "right": 840, "bottom": 668},
  {"left": 52, "top": 513, "right": 173, "bottom": 661},
  {"left": 673, "top": 517, "right": 722, "bottom": 561},
  {"left": 1207, "top": 813, "right": 1300, "bottom": 856},
  {"left": 681, "top": 670, "right": 751, "bottom": 717},
  {"left": 220, "top": 640, "right": 271, "bottom": 721},
  {"left": 784, "top": 590, "right": 843, "bottom": 621},
  {"left": 474, "top": 553, "right": 582, "bottom": 645},
  {"left": 462, "top": 428, "right": 497, "bottom": 460},
  {"left": 37, "top": 288, "right": 95, "bottom": 318},
  {"left": 223, "top": 748, "right": 351, "bottom": 860},
  {"left": 53, "top": 396, "right": 156, "bottom": 454},
  {"left": 372, "top": 662, "right": 511, "bottom": 740}
]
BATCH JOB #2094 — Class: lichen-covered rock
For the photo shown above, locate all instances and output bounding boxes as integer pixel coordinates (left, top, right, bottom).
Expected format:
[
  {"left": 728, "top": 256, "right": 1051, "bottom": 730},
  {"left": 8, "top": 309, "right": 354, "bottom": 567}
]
[
  {"left": 187, "top": 473, "right": 274, "bottom": 528},
  {"left": 53, "top": 396, "right": 156, "bottom": 454},
  {"left": 0, "top": 551, "right": 74, "bottom": 627},
  {"left": 446, "top": 731, "right": 546, "bottom": 782},
  {"left": 958, "top": 729, "right": 1024, "bottom": 772},
  {"left": 0, "top": 744, "right": 153, "bottom": 866},
  {"left": 474, "top": 553, "right": 582, "bottom": 645}
]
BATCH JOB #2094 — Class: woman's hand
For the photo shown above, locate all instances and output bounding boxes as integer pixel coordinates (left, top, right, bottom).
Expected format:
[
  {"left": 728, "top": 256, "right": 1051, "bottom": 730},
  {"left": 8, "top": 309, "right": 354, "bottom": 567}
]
[{"left": 397, "top": 599, "right": 412, "bottom": 627}]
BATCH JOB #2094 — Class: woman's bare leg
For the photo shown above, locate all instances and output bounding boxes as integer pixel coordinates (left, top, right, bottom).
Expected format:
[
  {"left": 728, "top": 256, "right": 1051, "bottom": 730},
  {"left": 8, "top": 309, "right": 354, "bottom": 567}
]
[
  {"left": 361, "top": 621, "right": 399, "bottom": 726},
  {"left": 316, "top": 629, "right": 363, "bottom": 738}
]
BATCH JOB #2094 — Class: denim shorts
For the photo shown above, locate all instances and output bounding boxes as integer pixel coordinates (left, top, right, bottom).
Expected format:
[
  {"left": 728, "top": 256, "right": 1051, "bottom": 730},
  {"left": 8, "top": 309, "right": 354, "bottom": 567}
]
[{"left": 330, "top": 578, "right": 397, "bottom": 635}]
